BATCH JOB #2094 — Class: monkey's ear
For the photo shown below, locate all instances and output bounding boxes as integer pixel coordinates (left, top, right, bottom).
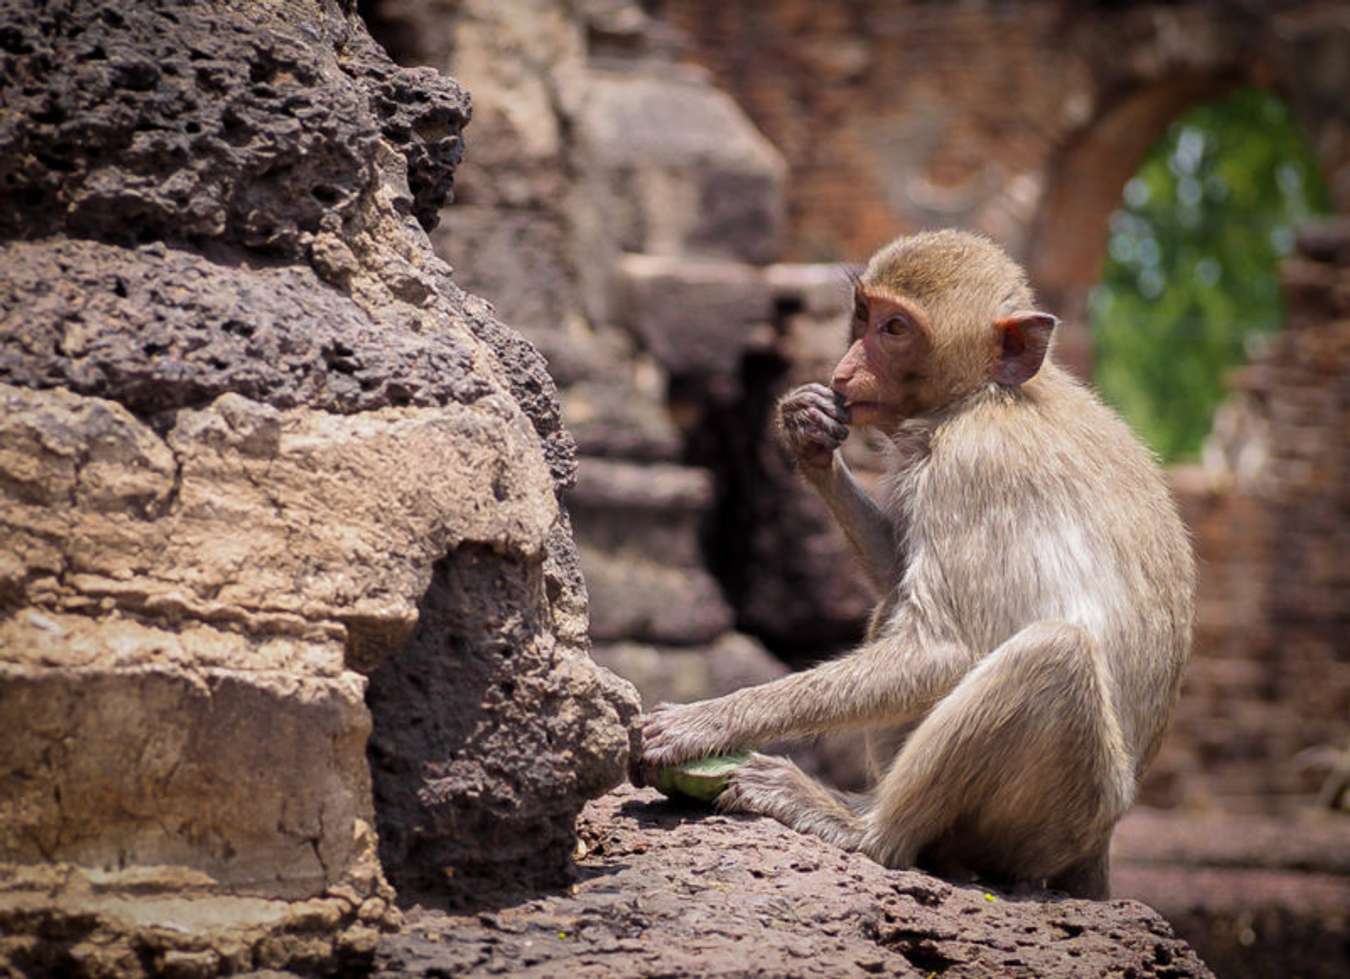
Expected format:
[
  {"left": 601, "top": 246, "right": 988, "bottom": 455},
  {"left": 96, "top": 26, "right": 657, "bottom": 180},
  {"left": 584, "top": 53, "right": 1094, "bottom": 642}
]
[{"left": 992, "top": 312, "right": 1058, "bottom": 386}]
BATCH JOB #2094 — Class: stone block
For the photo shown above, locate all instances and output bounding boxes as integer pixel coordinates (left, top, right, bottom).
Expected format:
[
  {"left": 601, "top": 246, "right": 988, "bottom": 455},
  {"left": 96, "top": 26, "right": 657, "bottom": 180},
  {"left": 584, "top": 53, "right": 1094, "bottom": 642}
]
[
  {"left": 563, "top": 381, "right": 683, "bottom": 461},
  {"left": 0, "top": 646, "right": 369, "bottom": 900},
  {"left": 581, "top": 548, "right": 734, "bottom": 646},
  {"left": 0, "top": 384, "right": 558, "bottom": 668},
  {"left": 591, "top": 632, "right": 787, "bottom": 708},
  {"left": 614, "top": 253, "right": 773, "bottom": 376},
  {"left": 431, "top": 207, "right": 581, "bottom": 351},
  {"left": 577, "top": 69, "right": 786, "bottom": 264},
  {"left": 765, "top": 263, "right": 854, "bottom": 318},
  {"left": 569, "top": 458, "right": 713, "bottom": 567}
]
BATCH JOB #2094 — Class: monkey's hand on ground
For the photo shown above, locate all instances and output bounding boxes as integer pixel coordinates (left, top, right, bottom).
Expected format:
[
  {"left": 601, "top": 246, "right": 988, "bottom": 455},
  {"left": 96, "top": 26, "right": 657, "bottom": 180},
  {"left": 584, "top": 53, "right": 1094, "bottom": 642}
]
[
  {"left": 777, "top": 382, "right": 850, "bottom": 470},
  {"left": 631, "top": 700, "right": 742, "bottom": 788}
]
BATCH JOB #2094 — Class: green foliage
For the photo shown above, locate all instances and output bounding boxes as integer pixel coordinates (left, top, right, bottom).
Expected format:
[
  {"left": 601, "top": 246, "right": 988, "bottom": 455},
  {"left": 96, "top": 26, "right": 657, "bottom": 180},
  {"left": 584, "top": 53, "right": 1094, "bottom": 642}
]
[{"left": 1089, "top": 87, "right": 1329, "bottom": 462}]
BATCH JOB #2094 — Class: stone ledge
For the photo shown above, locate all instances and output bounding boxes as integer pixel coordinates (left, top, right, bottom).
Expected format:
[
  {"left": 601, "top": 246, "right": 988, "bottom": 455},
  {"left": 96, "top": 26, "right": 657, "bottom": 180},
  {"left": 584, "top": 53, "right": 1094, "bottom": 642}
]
[
  {"left": 570, "top": 457, "right": 714, "bottom": 512},
  {"left": 372, "top": 785, "right": 1214, "bottom": 979}
]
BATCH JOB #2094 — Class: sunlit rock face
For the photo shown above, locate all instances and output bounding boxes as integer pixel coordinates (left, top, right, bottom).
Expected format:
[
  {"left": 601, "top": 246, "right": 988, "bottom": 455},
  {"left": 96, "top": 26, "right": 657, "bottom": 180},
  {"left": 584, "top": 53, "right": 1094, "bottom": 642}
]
[{"left": 0, "top": 0, "right": 637, "bottom": 972}]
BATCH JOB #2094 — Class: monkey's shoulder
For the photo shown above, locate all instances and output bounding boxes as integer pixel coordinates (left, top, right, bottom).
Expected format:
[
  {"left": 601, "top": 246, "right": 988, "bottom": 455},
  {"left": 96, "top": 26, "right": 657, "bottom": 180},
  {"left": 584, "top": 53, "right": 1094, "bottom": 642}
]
[{"left": 913, "top": 388, "right": 1177, "bottom": 548}]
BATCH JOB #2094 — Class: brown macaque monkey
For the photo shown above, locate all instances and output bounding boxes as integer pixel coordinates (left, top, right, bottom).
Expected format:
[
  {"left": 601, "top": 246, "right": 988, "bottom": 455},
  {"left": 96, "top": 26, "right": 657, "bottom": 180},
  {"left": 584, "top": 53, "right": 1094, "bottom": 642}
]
[{"left": 634, "top": 230, "right": 1194, "bottom": 900}]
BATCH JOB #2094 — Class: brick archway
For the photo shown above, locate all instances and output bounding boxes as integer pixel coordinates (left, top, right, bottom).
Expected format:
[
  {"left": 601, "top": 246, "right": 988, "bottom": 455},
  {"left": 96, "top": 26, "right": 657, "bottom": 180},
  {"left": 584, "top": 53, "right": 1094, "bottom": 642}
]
[
  {"left": 666, "top": 1, "right": 1350, "bottom": 369},
  {"left": 1022, "top": 73, "right": 1246, "bottom": 378}
]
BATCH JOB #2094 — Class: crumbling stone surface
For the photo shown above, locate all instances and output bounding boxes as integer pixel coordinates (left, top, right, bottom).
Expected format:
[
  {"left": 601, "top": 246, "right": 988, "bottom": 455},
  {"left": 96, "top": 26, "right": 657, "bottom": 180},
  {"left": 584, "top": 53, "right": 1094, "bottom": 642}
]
[
  {"left": 0, "top": 858, "right": 395, "bottom": 979},
  {"left": 365, "top": 543, "right": 634, "bottom": 886},
  {"left": 373, "top": 786, "right": 1215, "bottom": 979},
  {"left": 0, "top": 238, "right": 489, "bottom": 416},
  {"left": 0, "top": 0, "right": 637, "bottom": 973},
  {"left": 0, "top": 0, "right": 465, "bottom": 250}
]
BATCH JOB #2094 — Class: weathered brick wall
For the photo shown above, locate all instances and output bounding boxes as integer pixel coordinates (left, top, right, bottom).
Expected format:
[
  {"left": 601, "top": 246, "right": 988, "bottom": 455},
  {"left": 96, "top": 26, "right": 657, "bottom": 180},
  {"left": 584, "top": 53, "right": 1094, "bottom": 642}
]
[
  {"left": 1151, "top": 222, "right": 1350, "bottom": 812},
  {"left": 1249, "top": 224, "right": 1350, "bottom": 802},
  {"left": 662, "top": 1, "right": 1086, "bottom": 261},
  {"left": 661, "top": 0, "right": 1350, "bottom": 375}
]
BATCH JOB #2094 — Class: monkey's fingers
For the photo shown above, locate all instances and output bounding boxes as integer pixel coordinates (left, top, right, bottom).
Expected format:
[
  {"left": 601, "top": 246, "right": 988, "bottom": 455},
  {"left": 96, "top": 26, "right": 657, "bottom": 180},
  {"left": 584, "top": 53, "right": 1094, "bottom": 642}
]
[
  {"left": 817, "top": 414, "right": 851, "bottom": 444},
  {"left": 793, "top": 385, "right": 850, "bottom": 425},
  {"left": 789, "top": 411, "right": 849, "bottom": 450},
  {"left": 639, "top": 705, "right": 720, "bottom": 770},
  {"left": 630, "top": 705, "right": 672, "bottom": 785},
  {"left": 629, "top": 756, "right": 663, "bottom": 789},
  {"left": 785, "top": 401, "right": 849, "bottom": 439}
]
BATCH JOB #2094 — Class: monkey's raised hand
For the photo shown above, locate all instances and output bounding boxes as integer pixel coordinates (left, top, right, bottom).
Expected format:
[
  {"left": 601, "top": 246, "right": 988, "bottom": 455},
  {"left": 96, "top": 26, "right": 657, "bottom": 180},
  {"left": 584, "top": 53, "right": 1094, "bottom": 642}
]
[{"left": 778, "top": 382, "right": 850, "bottom": 470}]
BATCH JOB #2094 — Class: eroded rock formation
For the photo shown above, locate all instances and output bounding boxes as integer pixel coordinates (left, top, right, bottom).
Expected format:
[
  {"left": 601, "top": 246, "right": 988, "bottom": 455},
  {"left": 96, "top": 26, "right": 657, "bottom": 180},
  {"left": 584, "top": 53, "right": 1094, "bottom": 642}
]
[{"left": 0, "top": 0, "right": 637, "bottom": 973}]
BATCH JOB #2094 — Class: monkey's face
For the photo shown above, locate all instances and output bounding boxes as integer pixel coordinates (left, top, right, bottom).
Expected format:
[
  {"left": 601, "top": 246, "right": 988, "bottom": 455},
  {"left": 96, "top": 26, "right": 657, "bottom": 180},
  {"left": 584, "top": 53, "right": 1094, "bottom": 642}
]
[
  {"left": 833, "top": 232, "right": 1059, "bottom": 429},
  {"left": 830, "top": 285, "right": 934, "bottom": 431}
]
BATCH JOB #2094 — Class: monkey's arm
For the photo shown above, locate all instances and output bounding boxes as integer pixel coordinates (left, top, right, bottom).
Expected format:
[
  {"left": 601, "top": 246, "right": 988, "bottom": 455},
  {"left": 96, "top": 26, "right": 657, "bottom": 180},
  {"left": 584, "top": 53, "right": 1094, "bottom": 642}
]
[
  {"left": 637, "top": 630, "right": 974, "bottom": 775},
  {"left": 804, "top": 453, "right": 898, "bottom": 591},
  {"left": 778, "top": 383, "right": 900, "bottom": 590}
]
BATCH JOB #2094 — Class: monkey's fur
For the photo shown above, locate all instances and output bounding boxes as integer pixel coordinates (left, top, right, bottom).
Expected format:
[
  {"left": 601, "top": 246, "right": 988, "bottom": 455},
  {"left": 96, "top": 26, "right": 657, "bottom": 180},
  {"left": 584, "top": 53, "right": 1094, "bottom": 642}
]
[{"left": 636, "top": 230, "right": 1194, "bottom": 899}]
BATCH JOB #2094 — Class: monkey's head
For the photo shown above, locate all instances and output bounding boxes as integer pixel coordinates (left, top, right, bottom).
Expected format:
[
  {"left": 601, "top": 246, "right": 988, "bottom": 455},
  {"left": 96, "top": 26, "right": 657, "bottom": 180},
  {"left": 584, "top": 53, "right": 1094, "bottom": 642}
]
[{"left": 832, "top": 230, "right": 1058, "bottom": 431}]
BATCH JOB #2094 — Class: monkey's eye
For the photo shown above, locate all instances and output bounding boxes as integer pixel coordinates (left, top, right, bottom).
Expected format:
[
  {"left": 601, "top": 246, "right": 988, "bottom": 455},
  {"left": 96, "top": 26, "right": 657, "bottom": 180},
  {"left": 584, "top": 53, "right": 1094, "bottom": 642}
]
[{"left": 881, "top": 315, "right": 912, "bottom": 336}]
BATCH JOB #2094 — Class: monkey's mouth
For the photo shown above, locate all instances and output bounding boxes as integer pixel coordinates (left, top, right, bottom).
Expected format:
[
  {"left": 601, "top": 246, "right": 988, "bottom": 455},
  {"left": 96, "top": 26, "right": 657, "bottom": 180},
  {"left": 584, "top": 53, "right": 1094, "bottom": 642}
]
[
  {"left": 844, "top": 400, "right": 891, "bottom": 419},
  {"left": 845, "top": 400, "right": 907, "bottom": 431}
]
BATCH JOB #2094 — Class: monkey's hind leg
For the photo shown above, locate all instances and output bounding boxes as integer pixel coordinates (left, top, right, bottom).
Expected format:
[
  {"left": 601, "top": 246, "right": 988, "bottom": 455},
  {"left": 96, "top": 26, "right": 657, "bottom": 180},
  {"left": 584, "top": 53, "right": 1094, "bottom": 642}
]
[
  {"left": 718, "top": 753, "right": 868, "bottom": 851},
  {"left": 860, "top": 621, "right": 1133, "bottom": 899},
  {"left": 1046, "top": 841, "right": 1111, "bottom": 899}
]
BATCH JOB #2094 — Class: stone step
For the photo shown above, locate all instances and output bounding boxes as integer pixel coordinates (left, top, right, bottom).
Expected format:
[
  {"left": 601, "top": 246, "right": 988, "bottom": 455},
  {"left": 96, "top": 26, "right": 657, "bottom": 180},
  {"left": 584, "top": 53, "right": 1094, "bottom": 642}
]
[
  {"left": 568, "top": 458, "right": 715, "bottom": 568},
  {"left": 591, "top": 632, "right": 786, "bottom": 709},
  {"left": 562, "top": 381, "right": 683, "bottom": 462},
  {"left": 613, "top": 252, "right": 774, "bottom": 377},
  {"left": 570, "top": 456, "right": 714, "bottom": 512},
  {"left": 580, "top": 547, "right": 733, "bottom": 646},
  {"left": 1114, "top": 807, "right": 1350, "bottom": 876},
  {"left": 1113, "top": 863, "right": 1350, "bottom": 979}
]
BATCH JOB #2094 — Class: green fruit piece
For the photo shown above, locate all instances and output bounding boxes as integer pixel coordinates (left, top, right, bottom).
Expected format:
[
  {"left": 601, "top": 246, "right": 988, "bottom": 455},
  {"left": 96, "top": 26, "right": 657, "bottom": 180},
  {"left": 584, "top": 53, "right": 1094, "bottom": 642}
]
[{"left": 654, "top": 753, "right": 750, "bottom": 802}]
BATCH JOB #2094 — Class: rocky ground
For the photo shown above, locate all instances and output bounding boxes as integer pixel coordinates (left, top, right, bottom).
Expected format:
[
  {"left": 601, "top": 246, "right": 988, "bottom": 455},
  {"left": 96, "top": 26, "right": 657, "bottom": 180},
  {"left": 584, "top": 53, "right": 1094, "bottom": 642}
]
[{"left": 372, "top": 786, "right": 1212, "bottom": 978}]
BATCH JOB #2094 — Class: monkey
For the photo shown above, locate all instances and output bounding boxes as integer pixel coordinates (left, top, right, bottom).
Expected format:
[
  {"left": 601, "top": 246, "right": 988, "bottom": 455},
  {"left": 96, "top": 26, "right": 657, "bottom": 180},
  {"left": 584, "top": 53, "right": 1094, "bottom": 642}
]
[{"left": 633, "top": 230, "right": 1195, "bottom": 900}]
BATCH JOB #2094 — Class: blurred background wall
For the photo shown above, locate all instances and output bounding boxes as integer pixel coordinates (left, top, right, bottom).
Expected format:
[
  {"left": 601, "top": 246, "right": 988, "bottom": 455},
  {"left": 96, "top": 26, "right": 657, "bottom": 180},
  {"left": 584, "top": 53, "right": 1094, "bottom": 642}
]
[{"left": 361, "top": 1, "right": 1349, "bottom": 973}]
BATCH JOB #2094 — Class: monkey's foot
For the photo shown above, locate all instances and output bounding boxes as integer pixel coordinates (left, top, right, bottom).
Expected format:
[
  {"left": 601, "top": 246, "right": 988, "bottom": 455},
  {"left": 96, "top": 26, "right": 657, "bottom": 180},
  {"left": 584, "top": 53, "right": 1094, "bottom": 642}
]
[{"left": 718, "top": 753, "right": 866, "bottom": 851}]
